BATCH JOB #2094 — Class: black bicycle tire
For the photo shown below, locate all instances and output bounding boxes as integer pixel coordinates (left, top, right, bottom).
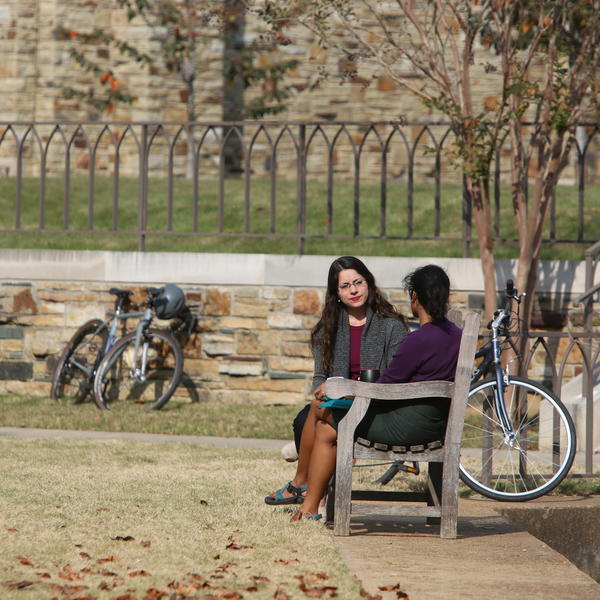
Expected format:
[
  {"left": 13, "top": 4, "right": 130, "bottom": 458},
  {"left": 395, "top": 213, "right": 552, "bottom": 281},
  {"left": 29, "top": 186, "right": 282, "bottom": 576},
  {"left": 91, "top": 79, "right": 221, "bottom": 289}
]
[
  {"left": 51, "top": 319, "right": 108, "bottom": 404},
  {"left": 93, "top": 328, "right": 183, "bottom": 411},
  {"left": 459, "top": 376, "right": 576, "bottom": 501}
]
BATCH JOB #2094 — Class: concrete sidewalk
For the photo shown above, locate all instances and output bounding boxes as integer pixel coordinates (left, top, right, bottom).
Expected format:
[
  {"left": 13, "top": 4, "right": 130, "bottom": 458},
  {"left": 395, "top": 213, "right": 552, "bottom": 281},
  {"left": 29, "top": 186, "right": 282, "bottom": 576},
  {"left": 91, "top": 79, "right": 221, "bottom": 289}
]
[
  {"left": 338, "top": 495, "right": 600, "bottom": 599},
  {"left": 2, "top": 427, "right": 598, "bottom": 599}
]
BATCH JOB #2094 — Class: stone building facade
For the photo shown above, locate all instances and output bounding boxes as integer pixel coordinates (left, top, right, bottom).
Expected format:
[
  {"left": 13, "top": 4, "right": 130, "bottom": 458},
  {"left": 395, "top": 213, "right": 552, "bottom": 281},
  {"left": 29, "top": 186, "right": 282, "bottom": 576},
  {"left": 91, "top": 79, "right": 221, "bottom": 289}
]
[{"left": 1, "top": 1, "right": 599, "bottom": 186}]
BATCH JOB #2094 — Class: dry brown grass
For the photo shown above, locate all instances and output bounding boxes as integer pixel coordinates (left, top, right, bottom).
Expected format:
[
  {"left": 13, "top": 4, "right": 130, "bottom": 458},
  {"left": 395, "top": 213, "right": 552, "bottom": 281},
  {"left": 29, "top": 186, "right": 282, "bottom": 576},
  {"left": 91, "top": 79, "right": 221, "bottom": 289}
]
[{"left": 0, "top": 437, "right": 362, "bottom": 599}]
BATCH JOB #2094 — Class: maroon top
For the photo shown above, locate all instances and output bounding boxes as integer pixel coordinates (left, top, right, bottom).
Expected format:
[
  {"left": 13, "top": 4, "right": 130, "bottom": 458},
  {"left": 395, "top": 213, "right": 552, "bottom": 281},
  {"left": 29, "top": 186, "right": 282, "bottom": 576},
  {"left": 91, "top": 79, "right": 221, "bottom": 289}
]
[
  {"left": 378, "top": 319, "right": 462, "bottom": 384},
  {"left": 349, "top": 324, "right": 364, "bottom": 381}
]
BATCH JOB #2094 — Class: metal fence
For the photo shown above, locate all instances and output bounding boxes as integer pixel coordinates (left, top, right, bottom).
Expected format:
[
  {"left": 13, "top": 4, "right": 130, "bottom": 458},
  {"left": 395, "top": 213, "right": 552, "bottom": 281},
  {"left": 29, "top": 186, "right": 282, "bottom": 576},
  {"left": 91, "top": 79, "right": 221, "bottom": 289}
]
[
  {"left": 523, "top": 240, "right": 600, "bottom": 476},
  {"left": 0, "top": 120, "right": 599, "bottom": 253}
]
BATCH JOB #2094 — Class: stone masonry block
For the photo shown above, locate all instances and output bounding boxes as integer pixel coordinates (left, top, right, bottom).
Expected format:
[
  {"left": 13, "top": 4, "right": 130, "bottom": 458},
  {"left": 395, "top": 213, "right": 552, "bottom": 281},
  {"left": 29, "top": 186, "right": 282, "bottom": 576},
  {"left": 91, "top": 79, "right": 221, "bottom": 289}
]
[
  {"left": 25, "top": 329, "right": 64, "bottom": 358},
  {"left": 224, "top": 376, "right": 305, "bottom": 393},
  {"left": 39, "top": 301, "right": 66, "bottom": 315},
  {"left": 0, "top": 326, "right": 24, "bottom": 339},
  {"left": 263, "top": 287, "right": 291, "bottom": 300},
  {"left": 0, "top": 339, "right": 23, "bottom": 358},
  {"left": 220, "top": 316, "right": 267, "bottom": 330},
  {"left": 0, "top": 361, "right": 33, "bottom": 381},
  {"left": 281, "top": 330, "right": 311, "bottom": 342},
  {"left": 237, "top": 330, "right": 281, "bottom": 355},
  {"left": 203, "top": 333, "right": 235, "bottom": 357},
  {"left": 293, "top": 290, "right": 321, "bottom": 315},
  {"left": 181, "top": 358, "right": 220, "bottom": 380},
  {"left": 267, "top": 313, "right": 304, "bottom": 329},
  {"left": 65, "top": 306, "right": 104, "bottom": 327},
  {"left": 281, "top": 342, "right": 312, "bottom": 358},
  {"left": 218, "top": 359, "right": 264, "bottom": 377},
  {"left": 233, "top": 297, "right": 269, "bottom": 318},
  {"left": 12, "top": 288, "right": 37, "bottom": 314},
  {"left": 203, "top": 289, "right": 231, "bottom": 316},
  {"left": 268, "top": 356, "right": 313, "bottom": 373}
]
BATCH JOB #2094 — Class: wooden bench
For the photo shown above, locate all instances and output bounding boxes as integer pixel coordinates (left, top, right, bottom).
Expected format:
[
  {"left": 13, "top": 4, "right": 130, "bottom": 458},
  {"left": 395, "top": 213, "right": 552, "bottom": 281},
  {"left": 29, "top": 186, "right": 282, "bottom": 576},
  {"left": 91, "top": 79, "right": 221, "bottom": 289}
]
[{"left": 323, "top": 311, "right": 480, "bottom": 538}]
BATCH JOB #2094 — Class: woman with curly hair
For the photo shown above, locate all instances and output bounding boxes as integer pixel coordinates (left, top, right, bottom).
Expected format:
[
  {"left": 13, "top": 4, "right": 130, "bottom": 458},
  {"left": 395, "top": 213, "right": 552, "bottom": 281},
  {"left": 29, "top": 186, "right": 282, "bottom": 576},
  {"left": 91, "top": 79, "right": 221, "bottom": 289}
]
[{"left": 265, "top": 256, "right": 408, "bottom": 506}]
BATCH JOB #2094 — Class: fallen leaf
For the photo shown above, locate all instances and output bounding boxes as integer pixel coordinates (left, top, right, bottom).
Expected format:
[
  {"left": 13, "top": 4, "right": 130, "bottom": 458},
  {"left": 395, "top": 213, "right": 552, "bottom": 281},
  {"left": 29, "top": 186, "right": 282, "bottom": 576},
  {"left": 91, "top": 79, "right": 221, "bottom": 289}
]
[
  {"left": 36, "top": 572, "right": 51, "bottom": 579},
  {"left": 98, "top": 580, "right": 119, "bottom": 590},
  {"left": 2, "top": 580, "right": 35, "bottom": 589},
  {"left": 275, "top": 559, "right": 299, "bottom": 565},
  {"left": 16, "top": 556, "right": 33, "bottom": 566},
  {"left": 274, "top": 588, "right": 292, "bottom": 600},
  {"left": 113, "top": 535, "right": 135, "bottom": 542},
  {"left": 212, "top": 588, "right": 243, "bottom": 599},
  {"left": 140, "top": 540, "right": 151, "bottom": 548},
  {"left": 253, "top": 575, "right": 270, "bottom": 583},
  {"left": 143, "top": 588, "right": 167, "bottom": 598},
  {"left": 298, "top": 582, "right": 338, "bottom": 597},
  {"left": 6, "top": 528, "right": 18, "bottom": 532},
  {"left": 97, "top": 556, "right": 117, "bottom": 564},
  {"left": 98, "top": 569, "right": 119, "bottom": 577},
  {"left": 46, "top": 583, "right": 89, "bottom": 594},
  {"left": 129, "top": 570, "right": 151, "bottom": 577},
  {"left": 113, "top": 594, "right": 137, "bottom": 600},
  {"left": 80, "top": 552, "right": 91, "bottom": 559},
  {"left": 226, "top": 542, "right": 252, "bottom": 550},
  {"left": 377, "top": 583, "right": 409, "bottom": 598}
]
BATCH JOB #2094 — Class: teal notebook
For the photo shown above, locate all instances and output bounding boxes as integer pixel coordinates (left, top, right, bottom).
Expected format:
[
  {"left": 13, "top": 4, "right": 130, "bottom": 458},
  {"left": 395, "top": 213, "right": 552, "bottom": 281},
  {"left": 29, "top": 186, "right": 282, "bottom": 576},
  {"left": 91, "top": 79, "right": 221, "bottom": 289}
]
[{"left": 319, "top": 396, "right": 353, "bottom": 410}]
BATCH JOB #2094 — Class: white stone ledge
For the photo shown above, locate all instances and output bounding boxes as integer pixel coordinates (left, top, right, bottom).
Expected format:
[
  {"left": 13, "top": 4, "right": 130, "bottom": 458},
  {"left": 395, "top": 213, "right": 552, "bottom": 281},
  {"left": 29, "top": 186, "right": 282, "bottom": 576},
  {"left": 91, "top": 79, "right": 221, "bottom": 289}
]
[{"left": 0, "top": 249, "right": 588, "bottom": 295}]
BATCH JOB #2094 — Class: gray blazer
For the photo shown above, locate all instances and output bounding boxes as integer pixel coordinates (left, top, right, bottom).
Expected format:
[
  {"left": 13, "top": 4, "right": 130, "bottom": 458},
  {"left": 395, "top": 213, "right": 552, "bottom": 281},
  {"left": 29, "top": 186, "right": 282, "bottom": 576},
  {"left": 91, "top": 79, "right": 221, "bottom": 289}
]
[{"left": 311, "top": 308, "right": 407, "bottom": 391}]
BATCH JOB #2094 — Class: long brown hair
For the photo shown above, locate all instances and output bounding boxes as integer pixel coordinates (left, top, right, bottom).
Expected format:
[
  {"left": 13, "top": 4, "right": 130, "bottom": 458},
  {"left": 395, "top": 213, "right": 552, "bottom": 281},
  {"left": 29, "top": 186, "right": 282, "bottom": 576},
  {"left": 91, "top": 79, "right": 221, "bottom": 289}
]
[{"left": 310, "top": 256, "right": 405, "bottom": 376}]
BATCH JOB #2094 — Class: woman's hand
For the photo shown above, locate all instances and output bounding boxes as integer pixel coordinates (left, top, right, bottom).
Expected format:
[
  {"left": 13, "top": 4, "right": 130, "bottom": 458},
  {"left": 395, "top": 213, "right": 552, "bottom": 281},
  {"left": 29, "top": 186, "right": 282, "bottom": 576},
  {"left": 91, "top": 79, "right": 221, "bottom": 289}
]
[{"left": 314, "top": 383, "right": 326, "bottom": 402}]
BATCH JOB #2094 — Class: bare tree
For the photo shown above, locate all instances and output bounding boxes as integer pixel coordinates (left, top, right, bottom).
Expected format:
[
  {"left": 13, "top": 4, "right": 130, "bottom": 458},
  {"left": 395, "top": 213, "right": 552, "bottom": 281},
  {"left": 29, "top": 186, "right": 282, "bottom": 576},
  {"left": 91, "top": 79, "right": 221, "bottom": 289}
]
[{"left": 251, "top": 0, "right": 600, "bottom": 322}]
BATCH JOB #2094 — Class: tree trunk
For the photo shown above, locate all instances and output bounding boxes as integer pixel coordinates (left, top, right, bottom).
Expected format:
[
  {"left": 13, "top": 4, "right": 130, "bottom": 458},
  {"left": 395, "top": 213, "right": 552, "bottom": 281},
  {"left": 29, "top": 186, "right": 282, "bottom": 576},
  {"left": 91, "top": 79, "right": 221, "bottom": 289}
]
[{"left": 466, "top": 175, "right": 497, "bottom": 320}]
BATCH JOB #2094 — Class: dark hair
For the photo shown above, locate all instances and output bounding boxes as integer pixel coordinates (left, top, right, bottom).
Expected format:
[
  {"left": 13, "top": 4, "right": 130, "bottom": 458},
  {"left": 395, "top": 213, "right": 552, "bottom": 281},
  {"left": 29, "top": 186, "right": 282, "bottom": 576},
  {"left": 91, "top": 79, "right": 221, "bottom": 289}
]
[
  {"left": 311, "top": 256, "right": 405, "bottom": 376},
  {"left": 404, "top": 264, "right": 450, "bottom": 322}
]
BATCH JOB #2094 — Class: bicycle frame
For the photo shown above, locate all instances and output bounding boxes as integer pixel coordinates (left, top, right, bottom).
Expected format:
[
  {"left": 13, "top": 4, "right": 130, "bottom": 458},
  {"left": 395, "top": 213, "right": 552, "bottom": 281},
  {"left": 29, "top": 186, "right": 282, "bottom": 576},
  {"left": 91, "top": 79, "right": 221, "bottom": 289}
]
[
  {"left": 126, "top": 306, "right": 154, "bottom": 383},
  {"left": 473, "top": 281, "right": 525, "bottom": 447}
]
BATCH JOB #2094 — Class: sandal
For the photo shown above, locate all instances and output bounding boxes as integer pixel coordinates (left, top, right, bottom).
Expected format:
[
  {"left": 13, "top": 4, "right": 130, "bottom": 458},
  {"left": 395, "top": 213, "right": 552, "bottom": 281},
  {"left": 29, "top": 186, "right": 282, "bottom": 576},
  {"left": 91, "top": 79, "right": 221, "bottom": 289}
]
[
  {"left": 290, "top": 510, "right": 322, "bottom": 522},
  {"left": 264, "top": 481, "right": 307, "bottom": 505}
]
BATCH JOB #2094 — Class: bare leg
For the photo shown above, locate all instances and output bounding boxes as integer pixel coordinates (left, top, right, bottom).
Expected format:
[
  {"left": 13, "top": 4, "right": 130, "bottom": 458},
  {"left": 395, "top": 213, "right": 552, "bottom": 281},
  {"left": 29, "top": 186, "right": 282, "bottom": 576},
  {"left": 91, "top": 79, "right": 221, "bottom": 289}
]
[
  {"left": 266, "top": 397, "right": 329, "bottom": 500},
  {"left": 291, "top": 416, "right": 337, "bottom": 519}
]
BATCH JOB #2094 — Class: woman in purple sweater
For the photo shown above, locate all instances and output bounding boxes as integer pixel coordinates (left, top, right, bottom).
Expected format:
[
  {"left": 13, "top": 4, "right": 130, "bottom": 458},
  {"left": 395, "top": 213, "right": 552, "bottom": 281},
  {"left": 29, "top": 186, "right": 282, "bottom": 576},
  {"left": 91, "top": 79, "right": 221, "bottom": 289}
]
[{"left": 291, "top": 264, "right": 462, "bottom": 521}]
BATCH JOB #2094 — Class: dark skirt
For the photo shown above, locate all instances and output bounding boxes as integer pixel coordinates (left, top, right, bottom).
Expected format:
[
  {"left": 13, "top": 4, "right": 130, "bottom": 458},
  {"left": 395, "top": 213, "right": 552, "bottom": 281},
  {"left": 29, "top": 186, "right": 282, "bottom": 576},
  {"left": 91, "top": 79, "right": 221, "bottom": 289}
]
[{"left": 331, "top": 398, "right": 450, "bottom": 447}]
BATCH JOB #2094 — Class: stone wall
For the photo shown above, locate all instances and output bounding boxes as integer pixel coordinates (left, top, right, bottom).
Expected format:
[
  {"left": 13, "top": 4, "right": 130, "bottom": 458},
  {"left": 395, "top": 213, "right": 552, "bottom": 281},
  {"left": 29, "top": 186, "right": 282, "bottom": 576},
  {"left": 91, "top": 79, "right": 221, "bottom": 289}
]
[{"left": 0, "top": 250, "right": 595, "bottom": 404}]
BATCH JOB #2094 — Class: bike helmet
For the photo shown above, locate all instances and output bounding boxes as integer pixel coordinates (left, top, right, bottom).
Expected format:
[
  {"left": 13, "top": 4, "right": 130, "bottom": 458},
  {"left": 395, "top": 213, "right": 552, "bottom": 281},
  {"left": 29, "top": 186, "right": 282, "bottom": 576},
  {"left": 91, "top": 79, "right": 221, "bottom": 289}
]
[{"left": 153, "top": 284, "right": 185, "bottom": 319}]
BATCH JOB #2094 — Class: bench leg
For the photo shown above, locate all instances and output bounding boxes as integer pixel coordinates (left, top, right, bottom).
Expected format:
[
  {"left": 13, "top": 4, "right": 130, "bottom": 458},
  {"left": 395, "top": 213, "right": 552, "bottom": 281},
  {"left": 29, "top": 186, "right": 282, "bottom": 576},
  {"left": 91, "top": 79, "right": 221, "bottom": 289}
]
[{"left": 426, "top": 462, "right": 442, "bottom": 526}]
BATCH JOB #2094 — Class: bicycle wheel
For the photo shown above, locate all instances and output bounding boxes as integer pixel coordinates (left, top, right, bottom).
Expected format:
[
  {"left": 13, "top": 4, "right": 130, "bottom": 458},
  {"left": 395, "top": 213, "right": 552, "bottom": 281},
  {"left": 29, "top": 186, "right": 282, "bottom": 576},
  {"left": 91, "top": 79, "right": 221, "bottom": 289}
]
[
  {"left": 460, "top": 376, "right": 576, "bottom": 501},
  {"left": 51, "top": 319, "right": 108, "bottom": 404},
  {"left": 93, "top": 328, "right": 183, "bottom": 411}
]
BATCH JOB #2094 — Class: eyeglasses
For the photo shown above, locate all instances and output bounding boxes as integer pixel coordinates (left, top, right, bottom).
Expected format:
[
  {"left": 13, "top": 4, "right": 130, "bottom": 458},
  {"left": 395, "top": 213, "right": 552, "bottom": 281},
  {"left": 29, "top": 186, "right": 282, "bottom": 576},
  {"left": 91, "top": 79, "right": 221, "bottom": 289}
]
[{"left": 338, "top": 278, "right": 366, "bottom": 291}]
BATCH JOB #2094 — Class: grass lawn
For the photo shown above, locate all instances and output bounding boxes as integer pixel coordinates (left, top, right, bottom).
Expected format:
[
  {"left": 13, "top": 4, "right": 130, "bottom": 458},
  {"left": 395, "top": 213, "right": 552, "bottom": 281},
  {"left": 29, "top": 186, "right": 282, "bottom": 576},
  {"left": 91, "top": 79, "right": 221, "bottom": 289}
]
[
  {"left": 0, "top": 436, "right": 367, "bottom": 599},
  {"left": 0, "top": 175, "right": 597, "bottom": 260},
  {"left": 0, "top": 395, "right": 302, "bottom": 440}
]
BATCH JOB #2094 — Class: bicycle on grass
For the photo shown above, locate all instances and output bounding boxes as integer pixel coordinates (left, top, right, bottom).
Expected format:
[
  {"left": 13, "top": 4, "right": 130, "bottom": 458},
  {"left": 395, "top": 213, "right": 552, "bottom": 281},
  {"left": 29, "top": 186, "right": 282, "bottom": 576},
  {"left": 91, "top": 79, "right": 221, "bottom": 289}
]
[
  {"left": 52, "top": 285, "right": 194, "bottom": 411},
  {"left": 51, "top": 288, "right": 138, "bottom": 405},
  {"left": 459, "top": 279, "right": 576, "bottom": 501}
]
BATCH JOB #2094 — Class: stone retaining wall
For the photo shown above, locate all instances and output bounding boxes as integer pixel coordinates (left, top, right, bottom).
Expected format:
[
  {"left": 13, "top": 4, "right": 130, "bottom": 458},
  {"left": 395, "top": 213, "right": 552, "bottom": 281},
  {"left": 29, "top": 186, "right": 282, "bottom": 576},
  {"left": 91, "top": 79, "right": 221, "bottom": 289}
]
[{"left": 0, "top": 250, "right": 594, "bottom": 403}]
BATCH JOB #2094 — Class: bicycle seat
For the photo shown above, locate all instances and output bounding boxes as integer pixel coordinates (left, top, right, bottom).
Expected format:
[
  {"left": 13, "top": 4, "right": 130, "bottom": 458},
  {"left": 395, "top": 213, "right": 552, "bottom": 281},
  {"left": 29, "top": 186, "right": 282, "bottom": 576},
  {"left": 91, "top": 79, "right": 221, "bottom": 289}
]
[{"left": 109, "top": 288, "right": 133, "bottom": 298}]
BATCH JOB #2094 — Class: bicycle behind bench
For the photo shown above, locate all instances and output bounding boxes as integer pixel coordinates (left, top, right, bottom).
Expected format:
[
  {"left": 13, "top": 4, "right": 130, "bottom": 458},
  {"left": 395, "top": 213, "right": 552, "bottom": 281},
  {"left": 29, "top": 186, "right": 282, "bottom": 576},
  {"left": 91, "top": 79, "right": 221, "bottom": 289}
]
[{"left": 459, "top": 280, "right": 576, "bottom": 501}]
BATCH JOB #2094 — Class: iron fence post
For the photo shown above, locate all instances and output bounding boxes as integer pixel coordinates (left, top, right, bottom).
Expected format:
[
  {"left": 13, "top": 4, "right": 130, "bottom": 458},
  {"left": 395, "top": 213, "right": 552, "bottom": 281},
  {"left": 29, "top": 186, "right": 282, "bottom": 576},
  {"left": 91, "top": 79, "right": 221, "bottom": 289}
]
[
  {"left": 296, "top": 123, "right": 306, "bottom": 255},
  {"left": 138, "top": 124, "right": 148, "bottom": 252}
]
